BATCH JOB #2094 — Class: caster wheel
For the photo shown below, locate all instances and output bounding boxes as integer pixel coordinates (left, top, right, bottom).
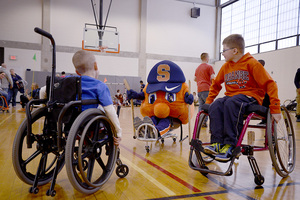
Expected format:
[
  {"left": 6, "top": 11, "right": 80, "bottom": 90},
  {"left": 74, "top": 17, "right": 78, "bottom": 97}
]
[
  {"left": 161, "top": 138, "right": 164, "bottom": 144},
  {"left": 29, "top": 187, "right": 39, "bottom": 194},
  {"left": 133, "top": 136, "right": 137, "bottom": 139},
  {"left": 173, "top": 138, "right": 176, "bottom": 142},
  {"left": 116, "top": 164, "right": 129, "bottom": 178},
  {"left": 200, "top": 166, "right": 209, "bottom": 176},
  {"left": 254, "top": 175, "right": 264, "bottom": 185},
  {"left": 46, "top": 189, "right": 56, "bottom": 197},
  {"left": 145, "top": 146, "right": 150, "bottom": 153}
]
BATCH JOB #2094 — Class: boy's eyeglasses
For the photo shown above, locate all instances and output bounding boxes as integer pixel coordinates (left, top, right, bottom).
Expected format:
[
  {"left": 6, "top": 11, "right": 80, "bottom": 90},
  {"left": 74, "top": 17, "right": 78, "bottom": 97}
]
[{"left": 222, "top": 48, "right": 234, "bottom": 53}]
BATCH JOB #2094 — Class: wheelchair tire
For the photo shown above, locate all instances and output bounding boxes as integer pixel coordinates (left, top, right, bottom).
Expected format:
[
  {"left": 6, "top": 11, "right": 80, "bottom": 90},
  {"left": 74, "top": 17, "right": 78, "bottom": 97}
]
[
  {"left": 65, "top": 108, "right": 118, "bottom": 194},
  {"left": 12, "top": 107, "right": 65, "bottom": 185},
  {"left": 267, "top": 106, "right": 296, "bottom": 177},
  {"left": 195, "top": 112, "right": 214, "bottom": 163}
]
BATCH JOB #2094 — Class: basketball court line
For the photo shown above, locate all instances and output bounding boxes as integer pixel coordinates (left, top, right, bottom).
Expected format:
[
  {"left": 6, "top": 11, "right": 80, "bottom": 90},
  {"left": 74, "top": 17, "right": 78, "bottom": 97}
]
[
  {"left": 0, "top": 112, "right": 15, "bottom": 126},
  {"left": 120, "top": 144, "right": 201, "bottom": 193},
  {"left": 120, "top": 156, "right": 176, "bottom": 196}
]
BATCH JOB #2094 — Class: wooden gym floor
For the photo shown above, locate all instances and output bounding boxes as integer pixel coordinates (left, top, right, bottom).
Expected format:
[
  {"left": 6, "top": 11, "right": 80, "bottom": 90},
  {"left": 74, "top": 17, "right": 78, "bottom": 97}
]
[{"left": 0, "top": 104, "right": 299, "bottom": 200}]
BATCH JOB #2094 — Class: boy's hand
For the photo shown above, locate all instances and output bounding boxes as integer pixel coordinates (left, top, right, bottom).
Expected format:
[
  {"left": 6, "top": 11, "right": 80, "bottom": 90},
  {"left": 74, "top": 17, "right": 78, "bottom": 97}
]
[
  {"left": 113, "top": 136, "right": 121, "bottom": 146},
  {"left": 271, "top": 113, "right": 281, "bottom": 123}
]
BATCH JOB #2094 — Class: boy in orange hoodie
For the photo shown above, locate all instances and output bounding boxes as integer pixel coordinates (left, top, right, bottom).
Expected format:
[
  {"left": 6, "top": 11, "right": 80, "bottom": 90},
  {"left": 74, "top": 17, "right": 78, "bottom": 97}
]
[{"left": 204, "top": 34, "right": 281, "bottom": 161}]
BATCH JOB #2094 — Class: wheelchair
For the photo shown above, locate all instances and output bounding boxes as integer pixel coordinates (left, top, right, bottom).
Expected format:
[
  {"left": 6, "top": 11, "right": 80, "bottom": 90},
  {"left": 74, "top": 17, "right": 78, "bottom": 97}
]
[
  {"left": 134, "top": 117, "right": 186, "bottom": 153},
  {"left": 12, "top": 28, "right": 128, "bottom": 197},
  {"left": 189, "top": 103, "right": 296, "bottom": 185},
  {"left": 0, "top": 92, "right": 9, "bottom": 112}
]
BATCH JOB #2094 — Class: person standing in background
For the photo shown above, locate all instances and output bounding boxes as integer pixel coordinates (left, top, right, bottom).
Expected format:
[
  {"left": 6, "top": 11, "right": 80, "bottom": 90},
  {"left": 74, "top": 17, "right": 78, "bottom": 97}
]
[
  {"left": 140, "top": 80, "right": 145, "bottom": 92},
  {"left": 194, "top": 53, "right": 215, "bottom": 127},
  {"left": 294, "top": 68, "right": 300, "bottom": 122},
  {"left": 0, "top": 63, "right": 12, "bottom": 93},
  {"left": 8, "top": 69, "right": 23, "bottom": 107}
]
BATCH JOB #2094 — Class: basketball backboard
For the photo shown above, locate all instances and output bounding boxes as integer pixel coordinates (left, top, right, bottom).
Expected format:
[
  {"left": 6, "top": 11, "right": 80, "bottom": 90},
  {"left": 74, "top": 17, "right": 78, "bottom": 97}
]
[{"left": 82, "top": 24, "right": 120, "bottom": 53}]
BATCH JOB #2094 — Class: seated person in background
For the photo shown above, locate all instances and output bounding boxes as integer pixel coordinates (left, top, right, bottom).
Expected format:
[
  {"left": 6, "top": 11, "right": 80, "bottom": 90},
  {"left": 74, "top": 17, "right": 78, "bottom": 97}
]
[
  {"left": 72, "top": 50, "right": 122, "bottom": 146},
  {"left": 204, "top": 34, "right": 281, "bottom": 162},
  {"left": 0, "top": 66, "right": 13, "bottom": 109},
  {"left": 0, "top": 72, "right": 9, "bottom": 109},
  {"left": 18, "top": 82, "right": 40, "bottom": 112}
]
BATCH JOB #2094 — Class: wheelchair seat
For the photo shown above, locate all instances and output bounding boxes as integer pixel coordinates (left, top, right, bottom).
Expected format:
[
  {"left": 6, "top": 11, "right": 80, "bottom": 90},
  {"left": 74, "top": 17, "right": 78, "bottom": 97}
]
[{"left": 202, "top": 103, "right": 268, "bottom": 118}]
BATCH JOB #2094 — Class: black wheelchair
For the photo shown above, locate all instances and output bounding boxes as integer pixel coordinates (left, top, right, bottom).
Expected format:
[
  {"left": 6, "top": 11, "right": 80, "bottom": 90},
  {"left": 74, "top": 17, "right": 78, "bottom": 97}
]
[
  {"left": 189, "top": 103, "right": 296, "bottom": 185},
  {"left": 12, "top": 28, "right": 128, "bottom": 197}
]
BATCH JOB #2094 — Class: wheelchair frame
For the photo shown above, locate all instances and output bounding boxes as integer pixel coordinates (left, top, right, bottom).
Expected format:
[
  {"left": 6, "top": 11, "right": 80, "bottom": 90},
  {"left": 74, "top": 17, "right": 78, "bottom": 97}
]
[
  {"left": 0, "top": 93, "right": 9, "bottom": 112},
  {"left": 189, "top": 104, "right": 296, "bottom": 185},
  {"left": 12, "top": 28, "right": 128, "bottom": 197},
  {"left": 134, "top": 117, "right": 186, "bottom": 153}
]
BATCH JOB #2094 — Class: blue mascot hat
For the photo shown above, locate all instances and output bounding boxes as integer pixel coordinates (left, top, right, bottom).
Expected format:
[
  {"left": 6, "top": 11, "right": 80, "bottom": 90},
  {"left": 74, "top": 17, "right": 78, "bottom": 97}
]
[{"left": 146, "top": 60, "right": 186, "bottom": 93}]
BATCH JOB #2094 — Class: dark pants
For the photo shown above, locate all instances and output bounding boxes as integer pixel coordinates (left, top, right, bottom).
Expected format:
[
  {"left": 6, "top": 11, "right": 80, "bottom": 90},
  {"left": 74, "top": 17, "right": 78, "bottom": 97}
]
[
  {"left": 208, "top": 94, "right": 258, "bottom": 146},
  {"left": 20, "top": 95, "right": 30, "bottom": 108},
  {"left": 8, "top": 88, "right": 19, "bottom": 107}
]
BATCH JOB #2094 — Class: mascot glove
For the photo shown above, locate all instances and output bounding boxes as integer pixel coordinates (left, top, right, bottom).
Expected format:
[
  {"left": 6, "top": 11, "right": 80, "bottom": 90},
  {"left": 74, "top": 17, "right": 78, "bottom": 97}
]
[
  {"left": 127, "top": 89, "right": 145, "bottom": 100},
  {"left": 126, "top": 89, "right": 137, "bottom": 100},
  {"left": 184, "top": 92, "right": 194, "bottom": 105}
]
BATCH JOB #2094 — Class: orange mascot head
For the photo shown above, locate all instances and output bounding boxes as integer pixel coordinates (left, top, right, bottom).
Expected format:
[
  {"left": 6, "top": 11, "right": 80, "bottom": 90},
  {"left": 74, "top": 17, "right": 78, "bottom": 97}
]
[{"left": 140, "top": 60, "right": 190, "bottom": 124}]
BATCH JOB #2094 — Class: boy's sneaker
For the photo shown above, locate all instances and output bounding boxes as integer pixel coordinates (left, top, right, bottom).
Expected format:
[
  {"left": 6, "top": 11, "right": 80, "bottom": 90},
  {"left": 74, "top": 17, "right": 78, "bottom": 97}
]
[
  {"left": 203, "top": 143, "right": 222, "bottom": 155},
  {"left": 215, "top": 144, "right": 234, "bottom": 162}
]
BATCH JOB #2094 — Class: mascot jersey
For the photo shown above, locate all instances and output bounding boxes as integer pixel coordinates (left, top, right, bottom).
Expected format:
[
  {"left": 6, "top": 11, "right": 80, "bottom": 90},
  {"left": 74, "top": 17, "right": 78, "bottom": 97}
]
[{"left": 129, "top": 60, "right": 193, "bottom": 136}]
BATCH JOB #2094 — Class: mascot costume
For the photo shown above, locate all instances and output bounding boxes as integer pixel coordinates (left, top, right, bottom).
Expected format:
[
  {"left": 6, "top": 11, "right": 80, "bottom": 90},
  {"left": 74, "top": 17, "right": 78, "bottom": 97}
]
[{"left": 127, "top": 60, "right": 193, "bottom": 138}]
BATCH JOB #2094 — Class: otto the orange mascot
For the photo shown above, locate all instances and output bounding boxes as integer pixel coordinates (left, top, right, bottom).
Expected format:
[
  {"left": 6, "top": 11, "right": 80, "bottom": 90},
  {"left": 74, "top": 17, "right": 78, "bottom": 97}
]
[{"left": 127, "top": 60, "right": 193, "bottom": 137}]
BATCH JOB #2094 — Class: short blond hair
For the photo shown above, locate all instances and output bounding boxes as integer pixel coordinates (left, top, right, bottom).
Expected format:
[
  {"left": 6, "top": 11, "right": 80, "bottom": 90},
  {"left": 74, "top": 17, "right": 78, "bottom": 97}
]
[
  {"left": 200, "top": 53, "right": 209, "bottom": 61},
  {"left": 31, "top": 82, "right": 39, "bottom": 90},
  {"left": 72, "top": 50, "right": 96, "bottom": 74},
  {"left": 222, "top": 34, "right": 245, "bottom": 54}
]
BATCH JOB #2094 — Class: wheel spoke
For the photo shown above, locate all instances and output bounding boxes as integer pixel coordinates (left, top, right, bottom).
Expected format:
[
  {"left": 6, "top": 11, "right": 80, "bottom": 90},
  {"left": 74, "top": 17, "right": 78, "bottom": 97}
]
[
  {"left": 86, "top": 158, "right": 95, "bottom": 181},
  {"left": 22, "top": 150, "right": 41, "bottom": 166},
  {"left": 96, "top": 156, "right": 107, "bottom": 172}
]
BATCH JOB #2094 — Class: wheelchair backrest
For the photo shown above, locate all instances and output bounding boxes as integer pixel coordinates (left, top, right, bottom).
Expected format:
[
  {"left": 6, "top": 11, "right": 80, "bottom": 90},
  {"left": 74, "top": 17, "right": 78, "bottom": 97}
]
[
  {"left": 45, "top": 76, "right": 82, "bottom": 124},
  {"left": 46, "top": 76, "right": 82, "bottom": 103}
]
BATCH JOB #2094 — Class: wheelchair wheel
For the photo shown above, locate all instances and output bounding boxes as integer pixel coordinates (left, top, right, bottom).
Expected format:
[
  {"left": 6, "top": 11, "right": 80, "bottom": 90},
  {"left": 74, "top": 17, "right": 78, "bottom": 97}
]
[
  {"left": 12, "top": 107, "right": 65, "bottom": 185},
  {"left": 196, "top": 113, "right": 214, "bottom": 163},
  {"left": 194, "top": 113, "right": 214, "bottom": 163},
  {"left": 65, "top": 108, "right": 118, "bottom": 194},
  {"left": 267, "top": 106, "right": 296, "bottom": 177}
]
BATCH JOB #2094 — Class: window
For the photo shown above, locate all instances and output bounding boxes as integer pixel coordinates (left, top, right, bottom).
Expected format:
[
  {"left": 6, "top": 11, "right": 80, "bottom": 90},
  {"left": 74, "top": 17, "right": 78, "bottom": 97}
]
[{"left": 220, "top": 0, "right": 300, "bottom": 57}]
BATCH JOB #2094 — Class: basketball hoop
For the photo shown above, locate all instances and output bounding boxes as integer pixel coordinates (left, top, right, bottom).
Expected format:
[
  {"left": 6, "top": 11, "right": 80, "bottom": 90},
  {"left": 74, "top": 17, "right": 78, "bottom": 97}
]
[
  {"left": 82, "top": 24, "right": 120, "bottom": 54},
  {"left": 98, "top": 46, "right": 108, "bottom": 52}
]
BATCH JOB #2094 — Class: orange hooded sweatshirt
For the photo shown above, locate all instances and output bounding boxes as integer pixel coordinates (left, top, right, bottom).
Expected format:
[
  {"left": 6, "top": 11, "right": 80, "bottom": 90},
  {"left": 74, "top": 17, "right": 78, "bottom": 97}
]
[{"left": 206, "top": 53, "right": 280, "bottom": 114}]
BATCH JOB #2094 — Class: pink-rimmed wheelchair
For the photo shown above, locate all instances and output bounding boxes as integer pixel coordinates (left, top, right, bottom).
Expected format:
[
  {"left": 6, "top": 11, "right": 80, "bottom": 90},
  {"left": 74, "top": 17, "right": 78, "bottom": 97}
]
[{"left": 189, "top": 103, "right": 296, "bottom": 185}]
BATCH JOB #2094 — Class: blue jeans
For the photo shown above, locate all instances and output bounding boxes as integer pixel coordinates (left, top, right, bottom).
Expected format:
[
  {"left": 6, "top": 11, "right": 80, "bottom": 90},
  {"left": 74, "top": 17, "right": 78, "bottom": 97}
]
[
  {"left": 198, "top": 91, "right": 209, "bottom": 124},
  {"left": 8, "top": 88, "right": 19, "bottom": 107},
  {"left": 197, "top": 91, "right": 209, "bottom": 112}
]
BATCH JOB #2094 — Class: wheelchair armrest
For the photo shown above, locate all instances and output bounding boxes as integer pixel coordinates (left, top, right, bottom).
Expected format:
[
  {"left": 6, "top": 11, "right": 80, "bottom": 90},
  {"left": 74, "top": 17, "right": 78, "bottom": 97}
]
[{"left": 245, "top": 104, "right": 268, "bottom": 118}]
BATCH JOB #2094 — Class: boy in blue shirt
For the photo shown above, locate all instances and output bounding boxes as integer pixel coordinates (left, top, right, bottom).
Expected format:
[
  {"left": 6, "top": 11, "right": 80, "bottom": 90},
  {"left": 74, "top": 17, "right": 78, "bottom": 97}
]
[{"left": 72, "top": 50, "right": 122, "bottom": 145}]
